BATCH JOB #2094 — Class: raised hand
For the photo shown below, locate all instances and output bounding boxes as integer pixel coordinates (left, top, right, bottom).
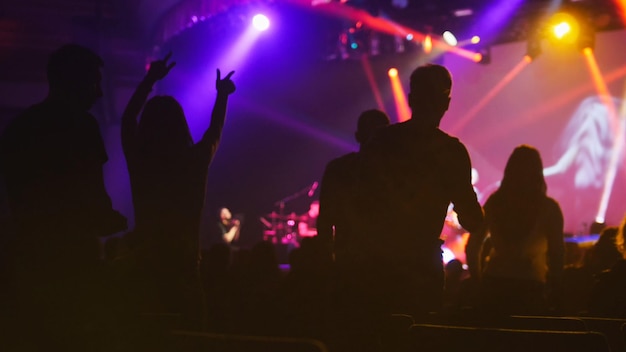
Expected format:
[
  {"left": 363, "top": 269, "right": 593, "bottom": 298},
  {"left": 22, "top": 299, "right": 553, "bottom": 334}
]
[
  {"left": 216, "top": 69, "right": 236, "bottom": 95},
  {"left": 146, "top": 52, "right": 176, "bottom": 83}
]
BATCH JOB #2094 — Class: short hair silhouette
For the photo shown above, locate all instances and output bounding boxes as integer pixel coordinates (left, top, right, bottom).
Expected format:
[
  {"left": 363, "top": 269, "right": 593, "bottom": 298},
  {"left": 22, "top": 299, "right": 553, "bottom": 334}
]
[
  {"left": 356, "top": 109, "right": 390, "bottom": 144},
  {"left": 46, "top": 44, "right": 103, "bottom": 90},
  {"left": 409, "top": 64, "right": 452, "bottom": 99}
]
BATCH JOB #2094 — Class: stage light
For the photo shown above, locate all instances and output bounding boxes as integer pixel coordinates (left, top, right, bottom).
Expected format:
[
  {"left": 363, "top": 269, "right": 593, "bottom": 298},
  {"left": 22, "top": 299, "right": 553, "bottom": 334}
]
[
  {"left": 471, "top": 36, "right": 480, "bottom": 44},
  {"left": 526, "top": 36, "right": 542, "bottom": 60},
  {"left": 547, "top": 12, "right": 580, "bottom": 44},
  {"left": 252, "top": 14, "right": 270, "bottom": 31},
  {"left": 406, "top": 33, "right": 414, "bottom": 41},
  {"left": 388, "top": 68, "right": 410, "bottom": 122},
  {"left": 475, "top": 46, "right": 491, "bottom": 64},
  {"left": 443, "top": 31, "right": 458, "bottom": 46},
  {"left": 423, "top": 35, "right": 432, "bottom": 53},
  {"left": 553, "top": 21, "right": 571, "bottom": 39},
  {"left": 350, "top": 42, "right": 359, "bottom": 49}
]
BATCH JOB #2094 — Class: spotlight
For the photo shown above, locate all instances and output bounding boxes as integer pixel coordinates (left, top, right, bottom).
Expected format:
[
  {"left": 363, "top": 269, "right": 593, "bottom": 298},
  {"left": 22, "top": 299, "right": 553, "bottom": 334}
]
[
  {"left": 252, "top": 14, "right": 270, "bottom": 31},
  {"left": 553, "top": 21, "right": 572, "bottom": 39},
  {"left": 547, "top": 12, "right": 580, "bottom": 44},
  {"left": 475, "top": 46, "right": 491, "bottom": 65},
  {"left": 443, "top": 31, "right": 458, "bottom": 46},
  {"left": 578, "top": 24, "right": 595, "bottom": 50},
  {"left": 388, "top": 68, "right": 398, "bottom": 77},
  {"left": 526, "top": 36, "right": 542, "bottom": 60},
  {"left": 406, "top": 33, "right": 414, "bottom": 41},
  {"left": 423, "top": 35, "right": 433, "bottom": 54},
  {"left": 471, "top": 36, "right": 480, "bottom": 44}
]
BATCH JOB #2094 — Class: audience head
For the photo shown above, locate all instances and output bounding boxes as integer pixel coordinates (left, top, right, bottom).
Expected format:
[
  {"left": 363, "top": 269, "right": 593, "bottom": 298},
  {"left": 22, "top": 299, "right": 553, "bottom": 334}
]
[
  {"left": 408, "top": 64, "right": 452, "bottom": 126},
  {"left": 584, "top": 226, "right": 621, "bottom": 272},
  {"left": 355, "top": 109, "right": 390, "bottom": 145},
  {"left": 615, "top": 215, "right": 626, "bottom": 259},
  {"left": 47, "top": 44, "right": 104, "bottom": 111},
  {"left": 137, "top": 95, "right": 193, "bottom": 155},
  {"left": 500, "top": 145, "right": 547, "bottom": 197}
]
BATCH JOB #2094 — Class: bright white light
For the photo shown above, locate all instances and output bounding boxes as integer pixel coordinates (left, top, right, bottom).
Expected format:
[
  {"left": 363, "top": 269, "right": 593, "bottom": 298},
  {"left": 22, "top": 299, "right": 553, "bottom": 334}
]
[
  {"left": 252, "top": 14, "right": 270, "bottom": 31},
  {"left": 553, "top": 21, "right": 571, "bottom": 39},
  {"left": 406, "top": 33, "right": 414, "bottom": 41},
  {"left": 443, "top": 31, "right": 458, "bottom": 46},
  {"left": 471, "top": 36, "right": 481, "bottom": 44}
]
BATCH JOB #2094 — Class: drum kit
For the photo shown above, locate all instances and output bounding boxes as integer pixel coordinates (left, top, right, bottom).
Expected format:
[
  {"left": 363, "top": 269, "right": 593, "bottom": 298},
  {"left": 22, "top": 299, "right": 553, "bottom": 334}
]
[
  {"left": 261, "top": 211, "right": 309, "bottom": 245},
  {"left": 260, "top": 181, "right": 319, "bottom": 246}
]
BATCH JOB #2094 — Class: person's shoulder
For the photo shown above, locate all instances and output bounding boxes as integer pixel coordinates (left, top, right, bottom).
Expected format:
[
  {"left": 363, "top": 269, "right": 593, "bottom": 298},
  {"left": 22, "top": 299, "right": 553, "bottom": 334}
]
[
  {"left": 543, "top": 196, "right": 563, "bottom": 211},
  {"left": 433, "top": 130, "right": 470, "bottom": 161},
  {"left": 1, "top": 103, "right": 48, "bottom": 138},
  {"left": 434, "top": 128, "right": 463, "bottom": 146},
  {"left": 324, "top": 152, "right": 358, "bottom": 172},
  {"left": 330, "top": 152, "right": 359, "bottom": 165}
]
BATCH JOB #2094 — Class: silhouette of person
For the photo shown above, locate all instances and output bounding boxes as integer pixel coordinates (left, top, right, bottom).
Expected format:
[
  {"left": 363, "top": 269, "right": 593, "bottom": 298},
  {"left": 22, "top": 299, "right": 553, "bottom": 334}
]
[
  {"left": 120, "top": 52, "right": 235, "bottom": 326},
  {"left": 317, "top": 109, "right": 390, "bottom": 264},
  {"left": 0, "top": 43, "right": 127, "bottom": 350},
  {"left": 468, "top": 145, "right": 565, "bottom": 315},
  {"left": 349, "top": 64, "right": 484, "bottom": 316},
  {"left": 588, "top": 214, "right": 626, "bottom": 317}
]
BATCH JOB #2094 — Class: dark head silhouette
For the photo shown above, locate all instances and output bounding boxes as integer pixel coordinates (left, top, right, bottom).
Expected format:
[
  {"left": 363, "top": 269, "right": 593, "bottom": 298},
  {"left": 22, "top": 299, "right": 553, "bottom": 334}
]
[
  {"left": 500, "top": 145, "right": 547, "bottom": 197},
  {"left": 408, "top": 64, "right": 452, "bottom": 126},
  {"left": 46, "top": 44, "right": 103, "bottom": 111},
  {"left": 493, "top": 145, "right": 548, "bottom": 241},
  {"left": 355, "top": 108, "right": 390, "bottom": 145},
  {"left": 137, "top": 95, "right": 193, "bottom": 155}
]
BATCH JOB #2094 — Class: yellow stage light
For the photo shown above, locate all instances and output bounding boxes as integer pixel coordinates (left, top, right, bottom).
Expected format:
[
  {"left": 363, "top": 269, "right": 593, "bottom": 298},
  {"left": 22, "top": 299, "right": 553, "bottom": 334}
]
[{"left": 547, "top": 12, "right": 580, "bottom": 44}]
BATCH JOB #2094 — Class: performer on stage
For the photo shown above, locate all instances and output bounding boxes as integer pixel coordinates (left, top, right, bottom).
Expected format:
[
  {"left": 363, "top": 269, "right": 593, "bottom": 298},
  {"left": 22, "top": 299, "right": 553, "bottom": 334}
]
[{"left": 218, "top": 207, "right": 241, "bottom": 246}]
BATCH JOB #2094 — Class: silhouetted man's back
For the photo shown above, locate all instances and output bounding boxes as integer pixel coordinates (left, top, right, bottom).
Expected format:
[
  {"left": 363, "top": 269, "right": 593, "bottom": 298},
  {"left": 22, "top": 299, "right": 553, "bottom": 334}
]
[
  {"left": 1, "top": 44, "right": 125, "bottom": 249},
  {"left": 348, "top": 64, "right": 484, "bottom": 316},
  {"left": 317, "top": 109, "right": 390, "bottom": 264},
  {"left": 0, "top": 44, "right": 126, "bottom": 350}
]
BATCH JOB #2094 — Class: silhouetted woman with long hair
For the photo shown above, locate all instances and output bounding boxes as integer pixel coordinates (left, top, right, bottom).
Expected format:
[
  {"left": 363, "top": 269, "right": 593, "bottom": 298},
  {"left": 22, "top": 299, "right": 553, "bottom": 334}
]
[
  {"left": 120, "top": 52, "right": 235, "bottom": 327},
  {"left": 479, "top": 145, "right": 564, "bottom": 314}
]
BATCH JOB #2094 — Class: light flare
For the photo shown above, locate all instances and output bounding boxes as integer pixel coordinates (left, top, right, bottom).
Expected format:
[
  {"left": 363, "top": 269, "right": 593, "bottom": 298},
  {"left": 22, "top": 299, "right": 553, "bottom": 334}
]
[
  {"left": 583, "top": 48, "right": 620, "bottom": 132},
  {"left": 361, "top": 55, "right": 385, "bottom": 111},
  {"left": 388, "top": 68, "right": 411, "bottom": 122},
  {"left": 595, "top": 78, "right": 626, "bottom": 224}
]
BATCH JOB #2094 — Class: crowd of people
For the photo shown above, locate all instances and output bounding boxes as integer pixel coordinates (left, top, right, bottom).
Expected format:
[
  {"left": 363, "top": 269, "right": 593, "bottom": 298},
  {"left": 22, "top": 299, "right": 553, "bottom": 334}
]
[{"left": 1, "top": 43, "right": 626, "bottom": 351}]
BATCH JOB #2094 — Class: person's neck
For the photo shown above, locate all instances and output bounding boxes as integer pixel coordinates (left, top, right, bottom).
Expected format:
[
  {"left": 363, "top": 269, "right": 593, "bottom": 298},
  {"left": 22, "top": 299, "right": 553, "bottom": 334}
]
[
  {"left": 46, "top": 92, "right": 86, "bottom": 113},
  {"left": 409, "top": 116, "right": 439, "bottom": 128}
]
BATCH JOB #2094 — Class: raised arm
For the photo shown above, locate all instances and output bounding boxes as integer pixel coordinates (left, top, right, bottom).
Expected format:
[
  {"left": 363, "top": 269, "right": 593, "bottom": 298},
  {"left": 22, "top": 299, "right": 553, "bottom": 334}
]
[
  {"left": 121, "top": 52, "right": 175, "bottom": 156},
  {"left": 196, "top": 69, "right": 236, "bottom": 154}
]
